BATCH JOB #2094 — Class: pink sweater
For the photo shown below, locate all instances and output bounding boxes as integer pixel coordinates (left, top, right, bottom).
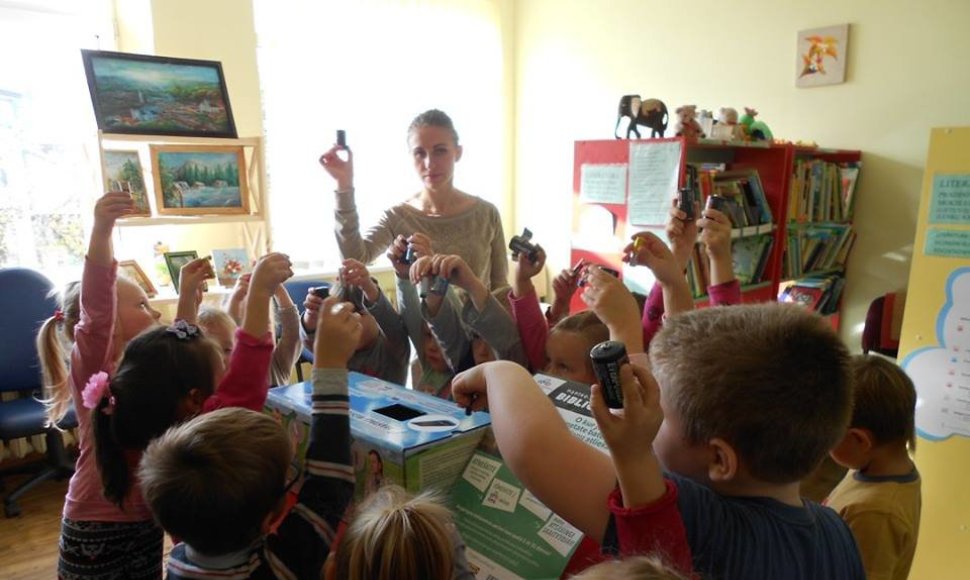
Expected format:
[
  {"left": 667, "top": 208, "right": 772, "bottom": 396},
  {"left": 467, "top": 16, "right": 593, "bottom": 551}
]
[{"left": 63, "top": 259, "right": 273, "bottom": 522}]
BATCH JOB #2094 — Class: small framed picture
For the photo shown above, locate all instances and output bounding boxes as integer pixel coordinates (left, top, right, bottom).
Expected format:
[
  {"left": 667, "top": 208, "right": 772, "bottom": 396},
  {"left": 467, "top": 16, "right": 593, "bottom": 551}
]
[
  {"left": 211, "top": 248, "right": 251, "bottom": 287},
  {"left": 796, "top": 24, "right": 849, "bottom": 88},
  {"left": 150, "top": 145, "right": 250, "bottom": 216},
  {"left": 103, "top": 150, "right": 151, "bottom": 217},
  {"left": 119, "top": 260, "right": 157, "bottom": 298},
  {"left": 164, "top": 250, "right": 201, "bottom": 293}
]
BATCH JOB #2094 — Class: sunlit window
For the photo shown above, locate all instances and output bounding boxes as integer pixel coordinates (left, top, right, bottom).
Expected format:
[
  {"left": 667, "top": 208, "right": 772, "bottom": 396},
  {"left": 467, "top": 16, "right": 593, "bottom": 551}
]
[{"left": 253, "top": 0, "right": 508, "bottom": 271}]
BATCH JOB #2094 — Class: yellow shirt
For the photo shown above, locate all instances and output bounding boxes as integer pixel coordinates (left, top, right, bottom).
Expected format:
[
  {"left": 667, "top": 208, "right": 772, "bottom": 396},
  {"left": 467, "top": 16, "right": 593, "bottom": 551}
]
[{"left": 825, "top": 468, "right": 921, "bottom": 580}]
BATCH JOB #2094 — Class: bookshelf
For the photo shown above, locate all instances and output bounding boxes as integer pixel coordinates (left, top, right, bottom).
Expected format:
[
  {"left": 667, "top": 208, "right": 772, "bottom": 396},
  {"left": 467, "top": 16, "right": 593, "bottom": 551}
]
[{"left": 568, "top": 138, "right": 861, "bottom": 316}]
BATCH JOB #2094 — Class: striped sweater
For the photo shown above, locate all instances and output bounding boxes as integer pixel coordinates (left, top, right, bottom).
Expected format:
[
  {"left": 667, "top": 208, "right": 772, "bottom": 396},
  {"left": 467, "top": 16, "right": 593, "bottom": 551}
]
[{"left": 166, "top": 368, "right": 354, "bottom": 580}]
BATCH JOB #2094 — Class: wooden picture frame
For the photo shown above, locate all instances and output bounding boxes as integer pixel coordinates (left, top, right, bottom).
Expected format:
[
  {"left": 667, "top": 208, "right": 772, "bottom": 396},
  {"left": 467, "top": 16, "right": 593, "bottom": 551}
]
[
  {"left": 151, "top": 145, "right": 250, "bottom": 216},
  {"left": 103, "top": 150, "right": 152, "bottom": 217},
  {"left": 164, "top": 250, "right": 200, "bottom": 293},
  {"left": 119, "top": 260, "right": 157, "bottom": 297},
  {"left": 81, "top": 49, "right": 237, "bottom": 138}
]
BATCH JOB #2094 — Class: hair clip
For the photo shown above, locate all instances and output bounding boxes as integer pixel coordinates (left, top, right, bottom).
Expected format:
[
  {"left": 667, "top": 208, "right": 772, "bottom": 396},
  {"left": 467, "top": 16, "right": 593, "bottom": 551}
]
[
  {"left": 82, "top": 371, "right": 115, "bottom": 414},
  {"left": 53, "top": 309, "right": 64, "bottom": 322},
  {"left": 167, "top": 319, "right": 201, "bottom": 341}
]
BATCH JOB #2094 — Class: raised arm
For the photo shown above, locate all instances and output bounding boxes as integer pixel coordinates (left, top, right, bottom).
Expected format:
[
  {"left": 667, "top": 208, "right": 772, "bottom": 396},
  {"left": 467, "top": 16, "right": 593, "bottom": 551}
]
[
  {"left": 175, "top": 258, "right": 214, "bottom": 324},
  {"left": 270, "top": 285, "right": 302, "bottom": 386}
]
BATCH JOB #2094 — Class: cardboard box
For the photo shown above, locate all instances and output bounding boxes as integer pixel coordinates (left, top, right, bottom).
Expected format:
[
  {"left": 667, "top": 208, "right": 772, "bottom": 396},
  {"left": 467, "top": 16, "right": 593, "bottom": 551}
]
[{"left": 265, "top": 371, "right": 491, "bottom": 498}]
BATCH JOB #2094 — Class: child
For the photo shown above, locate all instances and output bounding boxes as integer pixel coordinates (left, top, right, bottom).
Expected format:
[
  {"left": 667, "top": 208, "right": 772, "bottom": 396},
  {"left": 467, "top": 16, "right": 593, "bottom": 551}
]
[
  {"left": 328, "top": 485, "right": 475, "bottom": 580},
  {"left": 452, "top": 303, "right": 865, "bottom": 579},
  {"left": 138, "top": 295, "right": 359, "bottom": 578},
  {"left": 37, "top": 280, "right": 81, "bottom": 426},
  {"left": 301, "top": 258, "right": 410, "bottom": 384},
  {"left": 90, "top": 252, "right": 291, "bottom": 507},
  {"left": 825, "top": 355, "right": 921, "bottom": 580},
  {"left": 571, "top": 556, "right": 689, "bottom": 580},
  {"left": 223, "top": 272, "right": 303, "bottom": 386},
  {"left": 40, "top": 191, "right": 165, "bottom": 578}
]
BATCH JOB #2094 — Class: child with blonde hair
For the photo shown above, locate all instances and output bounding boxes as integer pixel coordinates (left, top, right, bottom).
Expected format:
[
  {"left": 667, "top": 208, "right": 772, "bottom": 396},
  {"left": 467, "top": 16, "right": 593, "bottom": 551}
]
[
  {"left": 36, "top": 280, "right": 80, "bottom": 426},
  {"left": 825, "top": 355, "right": 921, "bottom": 580}
]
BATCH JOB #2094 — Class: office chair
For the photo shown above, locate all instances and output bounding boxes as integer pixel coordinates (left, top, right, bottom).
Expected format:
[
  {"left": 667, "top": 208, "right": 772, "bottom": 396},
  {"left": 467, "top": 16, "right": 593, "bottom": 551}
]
[{"left": 0, "top": 268, "right": 77, "bottom": 517}]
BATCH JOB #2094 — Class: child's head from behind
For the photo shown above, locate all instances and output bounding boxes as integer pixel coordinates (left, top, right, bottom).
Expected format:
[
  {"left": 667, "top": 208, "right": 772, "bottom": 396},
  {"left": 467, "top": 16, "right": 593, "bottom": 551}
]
[
  {"left": 139, "top": 407, "right": 292, "bottom": 556},
  {"left": 115, "top": 277, "right": 162, "bottom": 342},
  {"left": 198, "top": 306, "right": 237, "bottom": 365},
  {"left": 830, "top": 355, "right": 916, "bottom": 469},
  {"left": 38, "top": 281, "right": 81, "bottom": 426},
  {"left": 332, "top": 485, "right": 454, "bottom": 580},
  {"left": 93, "top": 322, "right": 223, "bottom": 505},
  {"left": 571, "top": 555, "right": 688, "bottom": 580},
  {"left": 650, "top": 303, "right": 852, "bottom": 486},
  {"left": 545, "top": 311, "right": 609, "bottom": 384}
]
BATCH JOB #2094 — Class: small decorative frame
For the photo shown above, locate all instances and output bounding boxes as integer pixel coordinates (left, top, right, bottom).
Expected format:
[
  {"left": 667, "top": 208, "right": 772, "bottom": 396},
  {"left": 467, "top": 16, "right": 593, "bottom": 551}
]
[
  {"left": 211, "top": 248, "right": 251, "bottom": 287},
  {"left": 151, "top": 145, "right": 250, "bottom": 216},
  {"left": 163, "top": 250, "right": 200, "bottom": 293},
  {"left": 119, "top": 260, "right": 157, "bottom": 298},
  {"left": 103, "top": 150, "right": 152, "bottom": 217},
  {"left": 796, "top": 24, "right": 849, "bottom": 88}
]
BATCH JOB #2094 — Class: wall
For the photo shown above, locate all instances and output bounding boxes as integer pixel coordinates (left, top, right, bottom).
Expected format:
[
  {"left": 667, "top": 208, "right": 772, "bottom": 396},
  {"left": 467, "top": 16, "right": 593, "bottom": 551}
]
[{"left": 513, "top": 0, "right": 970, "bottom": 347}]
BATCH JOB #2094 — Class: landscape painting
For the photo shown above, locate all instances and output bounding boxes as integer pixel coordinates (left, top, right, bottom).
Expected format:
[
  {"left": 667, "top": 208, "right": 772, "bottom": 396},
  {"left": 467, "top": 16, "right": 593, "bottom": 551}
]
[
  {"left": 82, "top": 49, "right": 236, "bottom": 138},
  {"left": 103, "top": 150, "right": 151, "bottom": 217},
  {"left": 151, "top": 145, "right": 250, "bottom": 216}
]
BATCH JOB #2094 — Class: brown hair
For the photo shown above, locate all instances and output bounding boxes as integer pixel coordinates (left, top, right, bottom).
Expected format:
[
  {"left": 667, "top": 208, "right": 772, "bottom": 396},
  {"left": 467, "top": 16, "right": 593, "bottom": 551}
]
[
  {"left": 551, "top": 310, "right": 610, "bottom": 346},
  {"left": 407, "top": 109, "right": 460, "bottom": 146},
  {"left": 139, "top": 407, "right": 291, "bottom": 555},
  {"left": 650, "top": 303, "right": 853, "bottom": 483},
  {"left": 37, "top": 281, "right": 81, "bottom": 427},
  {"left": 571, "top": 555, "right": 689, "bottom": 580},
  {"left": 336, "top": 485, "right": 455, "bottom": 580},
  {"left": 849, "top": 355, "right": 917, "bottom": 450}
]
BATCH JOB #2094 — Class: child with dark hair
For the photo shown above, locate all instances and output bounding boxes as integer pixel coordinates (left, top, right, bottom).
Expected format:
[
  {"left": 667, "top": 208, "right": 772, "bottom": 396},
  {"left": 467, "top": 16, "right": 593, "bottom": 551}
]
[
  {"left": 300, "top": 258, "right": 410, "bottom": 384},
  {"left": 453, "top": 303, "right": 865, "bottom": 579},
  {"left": 825, "top": 355, "right": 921, "bottom": 580},
  {"left": 139, "top": 295, "right": 360, "bottom": 579}
]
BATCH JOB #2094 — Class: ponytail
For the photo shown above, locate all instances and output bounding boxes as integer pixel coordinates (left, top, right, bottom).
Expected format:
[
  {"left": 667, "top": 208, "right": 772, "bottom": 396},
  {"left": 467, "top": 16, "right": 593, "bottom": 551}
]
[
  {"left": 92, "top": 398, "right": 131, "bottom": 507},
  {"left": 38, "top": 281, "right": 80, "bottom": 427}
]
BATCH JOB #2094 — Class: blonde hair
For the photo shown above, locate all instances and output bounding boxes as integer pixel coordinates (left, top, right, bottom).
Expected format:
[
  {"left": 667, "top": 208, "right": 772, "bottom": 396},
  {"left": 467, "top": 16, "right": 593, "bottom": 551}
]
[
  {"left": 571, "top": 556, "right": 689, "bottom": 580},
  {"left": 336, "top": 485, "right": 455, "bottom": 580},
  {"left": 198, "top": 306, "right": 238, "bottom": 335},
  {"left": 37, "top": 281, "right": 81, "bottom": 427}
]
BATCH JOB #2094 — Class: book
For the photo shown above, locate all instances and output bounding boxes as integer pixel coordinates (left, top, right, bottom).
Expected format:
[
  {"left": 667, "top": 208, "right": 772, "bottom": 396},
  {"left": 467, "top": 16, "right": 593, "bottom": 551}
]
[{"left": 732, "top": 234, "right": 772, "bottom": 285}]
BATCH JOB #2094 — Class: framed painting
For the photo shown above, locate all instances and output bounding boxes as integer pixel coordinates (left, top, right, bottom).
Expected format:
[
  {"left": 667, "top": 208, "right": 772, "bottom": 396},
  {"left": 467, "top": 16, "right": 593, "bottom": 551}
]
[
  {"left": 119, "top": 260, "right": 157, "bottom": 298},
  {"left": 81, "top": 49, "right": 237, "bottom": 138},
  {"left": 150, "top": 145, "right": 250, "bottom": 215},
  {"left": 164, "top": 250, "right": 200, "bottom": 293},
  {"left": 211, "top": 248, "right": 251, "bottom": 287},
  {"left": 796, "top": 24, "right": 849, "bottom": 88},
  {"left": 103, "top": 150, "right": 151, "bottom": 217}
]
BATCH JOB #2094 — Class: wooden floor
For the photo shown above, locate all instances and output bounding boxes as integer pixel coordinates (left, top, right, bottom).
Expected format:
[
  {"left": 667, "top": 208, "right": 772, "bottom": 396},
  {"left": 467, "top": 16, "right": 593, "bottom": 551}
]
[{"left": 0, "top": 473, "right": 70, "bottom": 579}]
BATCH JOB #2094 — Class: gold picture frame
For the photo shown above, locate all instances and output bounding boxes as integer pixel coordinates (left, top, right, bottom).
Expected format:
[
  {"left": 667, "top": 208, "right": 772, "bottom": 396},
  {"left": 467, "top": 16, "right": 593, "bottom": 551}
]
[
  {"left": 150, "top": 145, "right": 250, "bottom": 216},
  {"left": 119, "top": 260, "right": 157, "bottom": 298}
]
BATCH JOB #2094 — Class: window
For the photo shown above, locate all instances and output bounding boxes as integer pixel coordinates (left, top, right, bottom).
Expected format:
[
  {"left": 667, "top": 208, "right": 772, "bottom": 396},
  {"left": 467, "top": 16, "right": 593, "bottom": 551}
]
[
  {"left": 253, "top": 0, "right": 508, "bottom": 271},
  {"left": 0, "top": 1, "right": 114, "bottom": 285}
]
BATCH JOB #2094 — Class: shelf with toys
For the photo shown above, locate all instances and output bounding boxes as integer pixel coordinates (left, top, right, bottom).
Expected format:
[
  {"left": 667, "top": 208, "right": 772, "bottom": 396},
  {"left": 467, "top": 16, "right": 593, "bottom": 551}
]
[{"left": 568, "top": 136, "right": 860, "bottom": 318}]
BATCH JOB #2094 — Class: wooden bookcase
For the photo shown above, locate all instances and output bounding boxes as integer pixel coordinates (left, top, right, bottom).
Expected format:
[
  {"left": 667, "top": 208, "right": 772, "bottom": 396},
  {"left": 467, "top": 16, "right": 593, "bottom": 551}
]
[{"left": 569, "top": 138, "right": 861, "bottom": 316}]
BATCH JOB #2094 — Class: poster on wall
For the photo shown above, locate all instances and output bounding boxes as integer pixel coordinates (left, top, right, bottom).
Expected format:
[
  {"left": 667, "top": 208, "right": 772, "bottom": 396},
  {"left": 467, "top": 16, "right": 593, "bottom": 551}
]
[
  {"left": 901, "top": 267, "right": 970, "bottom": 440},
  {"left": 929, "top": 174, "right": 970, "bottom": 224},
  {"left": 628, "top": 140, "right": 681, "bottom": 226}
]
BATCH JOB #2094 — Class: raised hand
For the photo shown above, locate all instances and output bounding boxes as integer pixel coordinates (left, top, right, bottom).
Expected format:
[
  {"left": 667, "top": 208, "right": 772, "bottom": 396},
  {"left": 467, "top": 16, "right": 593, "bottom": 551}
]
[
  {"left": 318, "top": 145, "right": 354, "bottom": 191},
  {"left": 313, "top": 296, "right": 363, "bottom": 368},
  {"left": 665, "top": 196, "right": 700, "bottom": 270},
  {"left": 340, "top": 258, "right": 379, "bottom": 303}
]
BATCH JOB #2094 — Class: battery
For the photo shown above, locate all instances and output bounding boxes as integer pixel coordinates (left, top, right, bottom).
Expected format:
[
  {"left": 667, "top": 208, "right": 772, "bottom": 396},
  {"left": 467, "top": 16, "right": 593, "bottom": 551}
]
[{"left": 590, "top": 340, "right": 629, "bottom": 409}]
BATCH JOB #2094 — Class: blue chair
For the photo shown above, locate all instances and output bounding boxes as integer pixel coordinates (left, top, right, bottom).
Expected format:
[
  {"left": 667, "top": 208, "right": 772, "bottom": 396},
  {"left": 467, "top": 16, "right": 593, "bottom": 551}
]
[
  {"left": 0, "top": 268, "right": 77, "bottom": 517},
  {"left": 282, "top": 279, "right": 331, "bottom": 382}
]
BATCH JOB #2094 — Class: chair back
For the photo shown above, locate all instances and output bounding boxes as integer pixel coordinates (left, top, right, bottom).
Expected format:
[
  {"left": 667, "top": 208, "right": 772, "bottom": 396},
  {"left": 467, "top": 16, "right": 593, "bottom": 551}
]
[
  {"left": 283, "top": 279, "right": 331, "bottom": 316},
  {"left": 0, "top": 268, "right": 57, "bottom": 394}
]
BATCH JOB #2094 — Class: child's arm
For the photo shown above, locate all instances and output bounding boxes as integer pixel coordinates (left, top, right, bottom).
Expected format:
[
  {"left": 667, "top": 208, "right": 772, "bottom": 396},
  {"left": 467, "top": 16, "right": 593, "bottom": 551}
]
[
  {"left": 452, "top": 361, "right": 617, "bottom": 542},
  {"left": 508, "top": 283, "right": 550, "bottom": 372},
  {"left": 629, "top": 232, "right": 694, "bottom": 319},
  {"left": 343, "top": 258, "right": 411, "bottom": 365},
  {"left": 839, "top": 510, "right": 910, "bottom": 580},
  {"left": 547, "top": 263, "right": 581, "bottom": 327},
  {"left": 225, "top": 273, "right": 250, "bottom": 326},
  {"left": 270, "top": 285, "right": 302, "bottom": 386},
  {"left": 204, "top": 253, "right": 293, "bottom": 412},
  {"left": 436, "top": 254, "right": 488, "bottom": 314},
  {"left": 412, "top": 256, "right": 471, "bottom": 371},
  {"left": 581, "top": 266, "right": 645, "bottom": 355},
  {"left": 698, "top": 207, "right": 741, "bottom": 304},
  {"left": 174, "top": 258, "right": 214, "bottom": 324},
  {"left": 268, "top": 296, "right": 359, "bottom": 578}
]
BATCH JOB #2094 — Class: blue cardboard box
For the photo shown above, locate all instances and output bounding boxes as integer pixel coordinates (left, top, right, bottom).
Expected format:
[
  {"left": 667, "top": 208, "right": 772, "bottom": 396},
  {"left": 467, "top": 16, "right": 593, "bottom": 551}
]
[{"left": 265, "top": 371, "right": 491, "bottom": 498}]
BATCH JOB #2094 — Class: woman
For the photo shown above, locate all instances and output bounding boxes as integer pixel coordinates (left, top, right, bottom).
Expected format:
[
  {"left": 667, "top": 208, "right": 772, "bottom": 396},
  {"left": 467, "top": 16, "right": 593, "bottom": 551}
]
[{"left": 319, "top": 109, "right": 508, "bottom": 291}]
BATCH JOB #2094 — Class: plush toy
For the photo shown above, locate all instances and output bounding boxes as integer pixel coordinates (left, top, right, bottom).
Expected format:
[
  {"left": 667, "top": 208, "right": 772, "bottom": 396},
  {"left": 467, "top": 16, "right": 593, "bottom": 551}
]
[
  {"left": 711, "top": 107, "right": 746, "bottom": 140},
  {"left": 674, "top": 105, "right": 704, "bottom": 141},
  {"left": 697, "top": 109, "right": 715, "bottom": 138},
  {"left": 739, "top": 107, "right": 773, "bottom": 141}
]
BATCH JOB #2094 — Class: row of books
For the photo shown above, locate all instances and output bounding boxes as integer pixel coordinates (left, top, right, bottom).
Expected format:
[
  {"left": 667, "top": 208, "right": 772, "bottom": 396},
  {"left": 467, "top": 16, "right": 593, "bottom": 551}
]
[
  {"left": 788, "top": 159, "right": 861, "bottom": 223},
  {"left": 783, "top": 223, "right": 856, "bottom": 279},
  {"left": 778, "top": 273, "right": 846, "bottom": 315},
  {"left": 693, "top": 167, "right": 774, "bottom": 227},
  {"left": 685, "top": 233, "right": 775, "bottom": 297}
]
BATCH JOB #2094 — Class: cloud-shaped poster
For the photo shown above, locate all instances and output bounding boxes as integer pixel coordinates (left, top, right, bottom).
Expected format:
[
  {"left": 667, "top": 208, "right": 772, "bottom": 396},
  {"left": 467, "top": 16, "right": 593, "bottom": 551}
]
[{"left": 901, "top": 267, "right": 970, "bottom": 441}]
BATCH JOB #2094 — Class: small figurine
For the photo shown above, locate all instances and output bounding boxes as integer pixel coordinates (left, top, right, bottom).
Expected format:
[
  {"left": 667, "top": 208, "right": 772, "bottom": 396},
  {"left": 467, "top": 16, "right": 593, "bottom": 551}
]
[
  {"left": 710, "top": 107, "right": 746, "bottom": 141},
  {"left": 674, "top": 105, "right": 704, "bottom": 142},
  {"left": 739, "top": 107, "right": 773, "bottom": 141},
  {"left": 697, "top": 109, "right": 715, "bottom": 138},
  {"left": 614, "top": 95, "right": 668, "bottom": 139}
]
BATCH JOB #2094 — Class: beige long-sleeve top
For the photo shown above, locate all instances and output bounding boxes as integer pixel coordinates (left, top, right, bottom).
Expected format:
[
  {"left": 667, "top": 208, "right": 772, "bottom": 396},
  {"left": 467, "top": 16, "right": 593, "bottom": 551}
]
[{"left": 334, "top": 191, "right": 508, "bottom": 291}]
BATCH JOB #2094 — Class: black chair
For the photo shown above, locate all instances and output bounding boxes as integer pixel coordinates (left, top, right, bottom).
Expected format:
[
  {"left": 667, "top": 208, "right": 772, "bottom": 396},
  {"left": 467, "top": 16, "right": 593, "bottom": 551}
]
[
  {"left": 0, "top": 268, "right": 77, "bottom": 517},
  {"left": 282, "top": 279, "right": 330, "bottom": 382}
]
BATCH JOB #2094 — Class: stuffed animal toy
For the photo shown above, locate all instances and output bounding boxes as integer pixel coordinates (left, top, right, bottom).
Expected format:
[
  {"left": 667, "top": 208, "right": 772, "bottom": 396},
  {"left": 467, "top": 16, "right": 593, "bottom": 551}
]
[
  {"left": 711, "top": 107, "right": 746, "bottom": 140},
  {"left": 674, "top": 105, "right": 704, "bottom": 141},
  {"left": 739, "top": 107, "right": 774, "bottom": 141}
]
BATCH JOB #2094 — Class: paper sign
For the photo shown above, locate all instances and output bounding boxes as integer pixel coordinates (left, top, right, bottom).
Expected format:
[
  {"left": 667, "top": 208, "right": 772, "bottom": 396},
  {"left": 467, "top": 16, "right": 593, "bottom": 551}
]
[
  {"left": 580, "top": 164, "right": 627, "bottom": 204},
  {"left": 926, "top": 228, "right": 970, "bottom": 258},
  {"left": 628, "top": 140, "right": 682, "bottom": 226},
  {"left": 537, "top": 515, "right": 583, "bottom": 557},
  {"left": 930, "top": 174, "right": 970, "bottom": 224},
  {"left": 518, "top": 489, "right": 552, "bottom": 521},
  {"left": 482, "top": 478, "right": 521, "bottom": 513},
  {"left": 462, "top": 453, "right": 502, "bottom": 492}
]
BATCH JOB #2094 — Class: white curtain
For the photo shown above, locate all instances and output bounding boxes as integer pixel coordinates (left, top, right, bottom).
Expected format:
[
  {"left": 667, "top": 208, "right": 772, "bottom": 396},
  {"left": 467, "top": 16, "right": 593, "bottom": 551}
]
[{"left": 254, "top": 0, "right": 507, "bottom": 271}]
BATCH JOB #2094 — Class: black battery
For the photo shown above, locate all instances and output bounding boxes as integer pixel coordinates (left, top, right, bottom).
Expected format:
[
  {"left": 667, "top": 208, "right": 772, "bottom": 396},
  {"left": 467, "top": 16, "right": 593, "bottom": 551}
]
[{"left": 590, "top": 340, "right": 629, "bottom": 409}]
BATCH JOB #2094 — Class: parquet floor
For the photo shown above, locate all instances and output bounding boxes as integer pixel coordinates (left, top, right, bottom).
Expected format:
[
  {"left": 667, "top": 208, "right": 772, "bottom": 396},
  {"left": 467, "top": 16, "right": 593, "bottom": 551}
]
[{"left": 0, "top": 473, "right": 69, "bottom": 579}]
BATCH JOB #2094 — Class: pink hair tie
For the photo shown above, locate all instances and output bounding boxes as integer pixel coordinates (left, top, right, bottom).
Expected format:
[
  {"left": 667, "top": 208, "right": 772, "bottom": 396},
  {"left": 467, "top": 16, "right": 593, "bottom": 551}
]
[
  {"left": 81, "top": 371, "right": 115, "bottom": 415},
  {"left": 53, "top": 309, "right": 64, "bottom": 322}
]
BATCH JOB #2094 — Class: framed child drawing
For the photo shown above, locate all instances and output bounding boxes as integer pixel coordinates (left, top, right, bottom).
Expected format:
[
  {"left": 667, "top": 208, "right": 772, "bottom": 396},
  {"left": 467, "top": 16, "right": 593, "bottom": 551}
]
[
  {"left": 796, "top": 24, "right": 849, "bottom": 88},
  {"left": 151, "top": 145, "right": 250, "bottom": 216}
]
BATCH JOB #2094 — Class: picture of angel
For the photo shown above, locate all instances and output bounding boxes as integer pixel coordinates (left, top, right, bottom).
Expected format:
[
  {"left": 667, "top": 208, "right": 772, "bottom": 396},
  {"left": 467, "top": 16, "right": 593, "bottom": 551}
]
[{"left": 796, "top": 24, "right": 849, "bottom": 88}]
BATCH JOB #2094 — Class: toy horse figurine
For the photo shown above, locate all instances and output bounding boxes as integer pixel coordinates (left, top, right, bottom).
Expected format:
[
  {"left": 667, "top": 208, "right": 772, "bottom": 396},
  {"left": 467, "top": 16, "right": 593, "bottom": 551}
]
[{"left": 614, "top": 95, "right": 668, "bottom": 139}]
